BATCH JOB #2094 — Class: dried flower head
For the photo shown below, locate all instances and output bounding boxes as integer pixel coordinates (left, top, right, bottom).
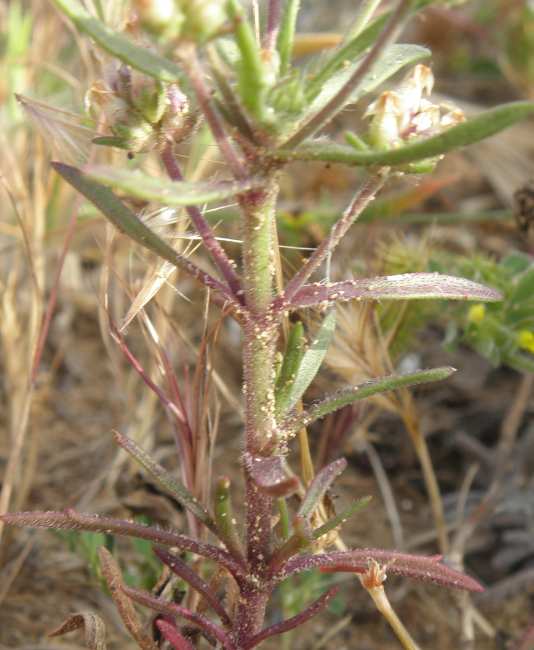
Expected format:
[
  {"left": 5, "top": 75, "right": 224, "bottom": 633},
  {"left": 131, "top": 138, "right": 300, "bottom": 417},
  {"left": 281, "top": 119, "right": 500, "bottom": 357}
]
[{"left": 365, "top": 65, "right": 465, "bottom": 159}]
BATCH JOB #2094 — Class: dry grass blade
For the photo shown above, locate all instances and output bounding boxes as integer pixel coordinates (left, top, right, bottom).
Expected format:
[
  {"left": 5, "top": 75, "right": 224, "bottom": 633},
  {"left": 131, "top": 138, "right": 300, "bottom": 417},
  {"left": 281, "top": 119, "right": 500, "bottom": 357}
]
[
  {"left": 48, "top": 612, "right": 107, "bottom": 650},
  {"left": 98, "top": 548, "right": 158, "bottom": 650}
]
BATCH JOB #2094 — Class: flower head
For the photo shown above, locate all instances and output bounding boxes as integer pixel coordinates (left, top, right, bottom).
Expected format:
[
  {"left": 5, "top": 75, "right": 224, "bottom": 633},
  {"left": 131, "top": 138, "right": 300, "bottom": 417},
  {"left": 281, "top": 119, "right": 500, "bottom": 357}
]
[{"left": 364, "top": 65, "right": 465, "bottom": 160}]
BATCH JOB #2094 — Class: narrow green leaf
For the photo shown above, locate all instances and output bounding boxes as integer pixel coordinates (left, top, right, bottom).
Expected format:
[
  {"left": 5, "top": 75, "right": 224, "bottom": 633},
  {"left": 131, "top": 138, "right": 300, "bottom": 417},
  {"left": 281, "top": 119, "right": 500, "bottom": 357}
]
[
  {"left": 306, "top": 12, "right": 389, "bottom": 99},
  {"left": 214, "top": 477, "right": 244, "bottom": 560},
  {"left": 275, "top": 321, "right": 306, "bottom": 416},
  {"left": 301, "top": 44, "right": 430, "bottom": 127},
  {"left": 278, "top": 102, "right": 534, "bottom": 167},
  {"left": 287, "top": 367, "right": 456, "bottom": 432},
  {"left": 298, "top": 458, "right": 347, "bottom": 520},
  {"left": 114, "top": 432, "right": 218, "bottom": 534},
  {"left": 85, "top": 165, "right": 259, "bottom": 206},
  {"left": 227, "top": 0, "right": 268, "bottom": 120},
  {"left": 277, "top": 0, "right": 301, "bottom": 76},
  {"left": 51, "top": 163, "right": 233, "bottom": 298},
  {"left": 312, "top": 496, "right": 372, "bottom": 540},
  {"left": 284, "top": 310, "right": 337, "bottom": 413},
  {"left": 50, "top": 0, "right": 182, "bottom": 82}
]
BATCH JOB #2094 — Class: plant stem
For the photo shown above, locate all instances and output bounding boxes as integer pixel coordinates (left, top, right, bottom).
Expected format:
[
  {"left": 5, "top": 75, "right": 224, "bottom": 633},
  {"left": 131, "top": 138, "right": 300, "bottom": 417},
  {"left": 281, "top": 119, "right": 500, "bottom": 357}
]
[
  {"left": 183, "top": 47, "right": 247, "bottom": 180},
  {"left": 160, "top": 143, "right": 243, "bottom": 301},
  {"left": 236, "top": 176, "right": 281, "bottom": 642},
  {"left": 279, "top": 172, "right": 387, "bottom": 306},
  {"left": 282, "top": 0, "right": 411, "bottom": 147}
]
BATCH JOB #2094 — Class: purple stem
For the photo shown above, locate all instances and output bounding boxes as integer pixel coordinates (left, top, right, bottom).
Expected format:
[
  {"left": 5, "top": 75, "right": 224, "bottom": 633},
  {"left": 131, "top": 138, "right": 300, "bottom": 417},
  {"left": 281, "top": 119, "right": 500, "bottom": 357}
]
[
  {"left": 243, "top": 586, "right": 340, "bottom": 649},
  {"left": 278, "top": 173, "right": 386, "bottom": 307},
  {"left": 282, "top": 0, "right": 412, "bottom": 148},
  {"left": 160, "top": 144, "right": 243, "bottom": 303},
  {"left": 183, "top": 48, "right": 247, "bottom": 180},
  {"left": 123, "top": 586, "right": 237, "bottom": 650},
  {"left": 155, "top": 548, "right": 232, "bottom": 627},
  {"left": 263, "top": 0, "right": 282, "bottom": 51}
]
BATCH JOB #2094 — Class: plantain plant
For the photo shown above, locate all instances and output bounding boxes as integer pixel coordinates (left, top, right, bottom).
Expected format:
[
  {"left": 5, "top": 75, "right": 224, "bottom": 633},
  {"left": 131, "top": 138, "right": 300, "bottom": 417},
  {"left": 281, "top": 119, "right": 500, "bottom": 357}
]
[{"left": 4, "top": 0, "right": 534, "bottom": 648}]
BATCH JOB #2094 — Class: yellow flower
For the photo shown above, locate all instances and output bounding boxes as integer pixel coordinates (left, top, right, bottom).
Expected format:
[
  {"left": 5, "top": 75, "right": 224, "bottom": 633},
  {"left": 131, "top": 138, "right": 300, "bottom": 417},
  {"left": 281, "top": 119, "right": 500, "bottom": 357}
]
[
  {"left": 517, "top": 330, "right": 534, "bottom": 353},
  {"left": 467, "top": 303, "right": 486, "bottom": 324}
]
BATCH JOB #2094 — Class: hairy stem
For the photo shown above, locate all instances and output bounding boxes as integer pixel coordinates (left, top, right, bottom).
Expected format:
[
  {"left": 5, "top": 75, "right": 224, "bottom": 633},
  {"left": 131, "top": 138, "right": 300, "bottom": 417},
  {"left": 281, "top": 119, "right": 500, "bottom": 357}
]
[
  {"left": 160, "top": 143, "right": 243, "bottom": 301},
  {"left": 182, "top": 47, "right": 247, "bottom": 180},
  {"left": 237, "top": 177, "right": 281, "bottom": 641},
  {"left": 279, "top": 172, "right": 387, "bottom": 306}
]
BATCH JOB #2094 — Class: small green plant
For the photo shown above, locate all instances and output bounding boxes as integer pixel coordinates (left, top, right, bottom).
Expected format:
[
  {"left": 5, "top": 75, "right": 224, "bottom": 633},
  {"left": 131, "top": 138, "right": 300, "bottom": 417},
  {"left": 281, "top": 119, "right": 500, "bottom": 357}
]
[{"left": 4, "top": 0, "right": 534, "bottom": 648}]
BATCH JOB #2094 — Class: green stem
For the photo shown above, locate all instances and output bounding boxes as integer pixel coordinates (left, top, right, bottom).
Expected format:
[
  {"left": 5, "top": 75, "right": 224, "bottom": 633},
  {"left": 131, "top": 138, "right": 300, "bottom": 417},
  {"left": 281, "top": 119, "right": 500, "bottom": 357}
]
[{"left": 237, "top": 176, "right": 281, "bottom": 642}]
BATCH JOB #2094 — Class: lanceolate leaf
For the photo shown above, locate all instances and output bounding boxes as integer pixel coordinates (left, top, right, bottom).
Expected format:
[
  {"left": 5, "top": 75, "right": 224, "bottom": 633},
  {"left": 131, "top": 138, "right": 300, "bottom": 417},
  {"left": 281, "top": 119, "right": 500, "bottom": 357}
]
[
  {"left": 305, "top": 12, "right": 389, "bottom": 99},
  {"left": 50, "top": 0, "right": 183, "bottom": 82},
  {"left": 51, "top": 163, "right": 235, "bottom": 301},
  {"left": 98, "top": 548, "right": 158, "bottom": 650},
  {"left": 227, "top": 0, "right": 268, "bottom": 121},
  {"left": 294, "top": 44, "right": 430, "bottom": 137},
  {"left": 284, "top": 367, "right": 456, "bottom": 433},
  {"left": 244, "top": 453, "right": 299, "bottom": 498},
  {"left": 282, "top": 309, "right": 337, "bottom": 413},
  {"left": 0, "top": 510, "right": 245, "bottom": 577},
  {"left": 275, "top": 321, "right": 306, "bottom": 417},
  {"left": 277, "top": 102, "right": 534, "bottom": 167},
  {"left": 298, "top": 458, "right": 347, "bottom": 520},
  {"left": 154, "top": 548, "right": 232, "bottom": 627},
  {"left": 113, "top": 431, "right": 217, "bottom": 535},
  {"left": 312, "top": 496, "right": 372, "bottom": 540},
  {"left": 289, "top": 273, "right": 502, "bottom": 309},
  {"left": 122, "top": 587, "right": 237, "bottom": 650},
  {"left": 281, "top": 549, "right": 484, "bottom": 592},
  {"left": 276, "top": 0, "right": 301, "bottom": 76},
  {"left": 243, "top": 587, "right": 340, "bottom": 649},
  {"left": 155, "top": 620, "right": 195, "bottom": 650},
  {"left": 85, "top": 165, "right": 260, "bottom": 206}
]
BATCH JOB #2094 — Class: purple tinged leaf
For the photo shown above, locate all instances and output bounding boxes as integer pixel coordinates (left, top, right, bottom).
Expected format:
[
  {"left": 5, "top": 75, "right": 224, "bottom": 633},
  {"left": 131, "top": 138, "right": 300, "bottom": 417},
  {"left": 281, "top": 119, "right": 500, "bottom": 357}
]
[
  {"left": 289, "top": 273, "right": 502, "bottom": 309},
  {"left": 98, "top": 548, "right": 158, "bottom": 650},
  {"left": 243, "top": 586, "right": 340, "bottom": 649},
  {"left": 122, "top": 586, "right": 237, "bottom": 650},
  {"left": 154, "top": 548, "right": 232, "bottom": 627},
  {"left": 244, "top": 453, "right": 299, "bottom": 497},
  {"left": 155, "top": 620, "right": 195, "bottom": 650},
  {"left": 48, "top": 612, "right": 106, "bottom": 649},
  {"left": 281, "top": 549, "right": 484, "bottom": 592},
  {"left": 0, "top": 510, "right": 245, "bottom": 578},
  {"left": 298, "top": 458, "right": 347, "bottom": 520}
]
